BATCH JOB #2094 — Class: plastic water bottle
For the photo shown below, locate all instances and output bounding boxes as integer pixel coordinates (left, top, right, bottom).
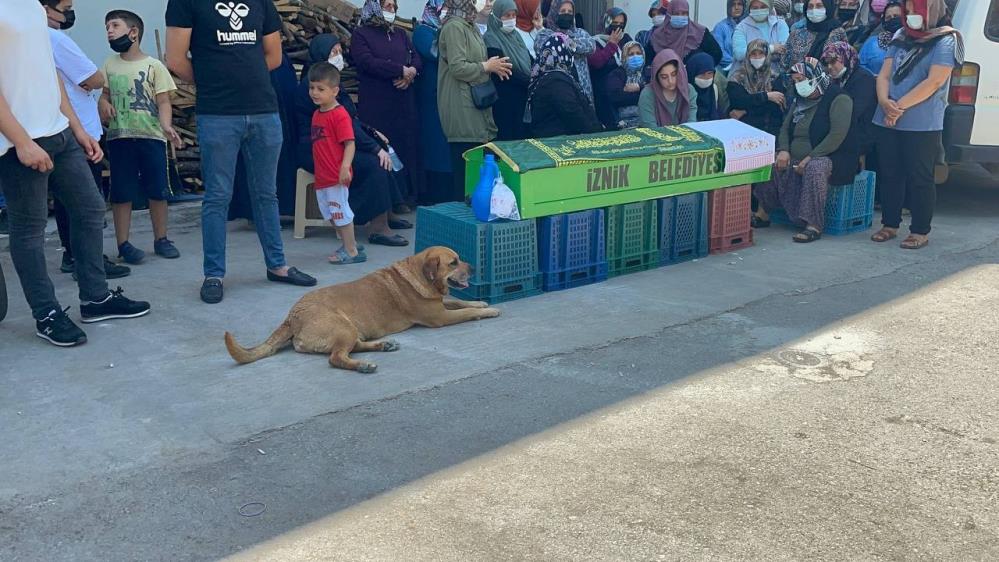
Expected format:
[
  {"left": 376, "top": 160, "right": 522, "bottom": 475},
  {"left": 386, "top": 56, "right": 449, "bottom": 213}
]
[
  {"left": 387, "top": 146, "right": 404, "bottom": 171},
  {"left": 471, "top": 154, "right": 499, "bottom": 222}
]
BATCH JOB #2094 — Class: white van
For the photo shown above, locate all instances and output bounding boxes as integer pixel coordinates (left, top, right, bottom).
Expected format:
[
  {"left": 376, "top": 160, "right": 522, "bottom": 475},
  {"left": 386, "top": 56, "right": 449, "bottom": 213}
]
[{"left": 941, "top": 0, "right": 999, "bottom": 180}]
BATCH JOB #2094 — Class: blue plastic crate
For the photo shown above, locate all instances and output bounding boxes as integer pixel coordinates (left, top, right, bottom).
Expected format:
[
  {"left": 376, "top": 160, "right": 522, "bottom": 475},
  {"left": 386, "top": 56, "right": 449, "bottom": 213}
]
[
  {"left": 825, "top": 213, "right": 873, "bottom": 235},
  {"left": 450, "top": 274, "right": 544, "bottom": 304},
  {"left": 415, "top": 203, "right": 538, "bottom": 287},
  {"left": 539, "top": 210, "right": 608, "bottom": 291},
  {"left": 658, "top": 192, "right": 709, "bottom": 266},
  {"left": 769, "top": 171, "right": 876, "bottom": 236}
]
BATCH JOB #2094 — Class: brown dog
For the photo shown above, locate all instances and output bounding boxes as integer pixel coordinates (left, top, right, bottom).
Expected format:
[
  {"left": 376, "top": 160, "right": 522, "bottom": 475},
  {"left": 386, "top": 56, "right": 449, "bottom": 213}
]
[{"left": 224, "top": 247, "right": 501, "bottom": 372}]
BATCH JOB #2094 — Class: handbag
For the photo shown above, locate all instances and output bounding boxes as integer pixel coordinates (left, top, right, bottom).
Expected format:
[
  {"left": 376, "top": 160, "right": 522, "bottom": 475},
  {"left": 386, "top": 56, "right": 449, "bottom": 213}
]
[{"left": 471, "top": 79, "right": 498, "bottom": 109}]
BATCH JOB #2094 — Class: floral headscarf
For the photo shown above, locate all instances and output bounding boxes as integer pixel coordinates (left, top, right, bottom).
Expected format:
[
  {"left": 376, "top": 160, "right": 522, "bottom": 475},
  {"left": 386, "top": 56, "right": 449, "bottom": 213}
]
[
  {"left": 545, "top": 0, "right": 576, "bottom": 30},
  {"left": 361, "top": 0, "right": 393, "bottom": 28},
  {"left": 421, "top": 0, "right": 445, "bottom": 28},
  {"left": 821, "top": 40, "right": 858, "bottom": 82},
  {"left": 729, "top": 38, "right": 772, "bottom": 94},
  {"left": 524, "top": 33, "right": 577, "bottom": 123},
  {"left": 790, "top": 57, "right": 831, "bottom": 122},
  {"left": 603, "top": 7, "right": 628, "bottom": 32},
  {"left": 444, "top": 0, "right": 479, "bottom": 24},
  {"left": 877, "top": 1, "right": 903, "bottom": 49}
]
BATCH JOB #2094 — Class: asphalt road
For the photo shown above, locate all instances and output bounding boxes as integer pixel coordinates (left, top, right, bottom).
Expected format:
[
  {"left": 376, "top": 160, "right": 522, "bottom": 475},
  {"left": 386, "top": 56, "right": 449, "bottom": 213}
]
[{"left": 1, "top": 165, "right": 997, "bottom": 561}]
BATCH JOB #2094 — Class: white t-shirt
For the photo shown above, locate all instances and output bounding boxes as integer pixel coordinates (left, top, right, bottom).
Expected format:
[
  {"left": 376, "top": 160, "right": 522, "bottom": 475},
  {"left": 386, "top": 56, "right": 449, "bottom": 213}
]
[
  {"left": 49, "top": 28, "right": 102, "bottom": 141},
  {"left": 0, "top": 0, "right": 68, "bottom": 157},
  {"left": 515, "top": 28, "right": 537, "bottom": 60}
]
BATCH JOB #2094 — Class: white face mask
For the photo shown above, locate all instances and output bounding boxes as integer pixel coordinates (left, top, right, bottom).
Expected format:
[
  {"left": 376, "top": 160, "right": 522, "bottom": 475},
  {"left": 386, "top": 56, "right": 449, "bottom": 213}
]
[
  {"left": 750, "top": 57, "right": 766, "bottom": 69},
  {"left": 749, "top": 8, "right": 770, "bottom": 22},
  {"left": 328, "top": 53, "right": 345, "bottom": 70},
  {"left": 795, "top": 78, "right": 817, "bottom": 97},
  {"left": 383, "top": 10, "right": 396, "bottom": 23},
  {"left": 694, "top": 76, "right": 714, "bottom": 89},
  {"left": 653, "top": 14, "right": 666, "bottom": 26},
  {"left": 906, "top": 14, "right": 924, "bottom": 30},
  {"left": 806, "top": 8, "right": 826, "bottom": 22},
  {"left": 793, "top": 2, "right": 804, "bottom": 13},
  {"left": 475, "top": 0, "right": 488, "bottom": 12},
  {"left": 501, "top": 18, "right": 517, "bottom": 32}
]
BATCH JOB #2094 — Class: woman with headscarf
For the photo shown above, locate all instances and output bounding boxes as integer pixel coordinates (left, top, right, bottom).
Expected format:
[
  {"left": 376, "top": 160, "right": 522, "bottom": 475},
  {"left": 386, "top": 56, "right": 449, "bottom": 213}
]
[
  {"left": 858, "top": 0, "right": 902, "bottom": 75},
  {"left": 352, "top": 0, "right": 425, "bottom": 206},
  {"left": 686, "top": 52, "right": 730, "bottom": 121},
  {"left": 589, "top": 8, "right": 633, "bottom": 128},
  {"left": 525, "top": 33, "right": 604, "bottom": 138},
  {"left": 727, "top": 39, "right": 787, "bottom": 135},
  {"left": 604, "top": 40, "right": 648, "bottom": 128},
  {"left": 650, "top": 0, "right": 723, "bottom": 66},
  {"left": 822, "top": 41, "right": 875, "bottom": 156},
  {"left": 637, "top": 0, "right": 670, "bottom": 65},
  {"left": 484, "top": 0, "right": 534, "bottom": 140},
  {"left": 638, "top": 49, "right": 698, "bottom": 126},
  {"left": 535, "top": 0, "right": 597, "bottom": 103},
  {"left": 732, "top": 0, "right": 791, "bottom": 62},
  {"left": 437, "top": 0, "right": 514, "bottom": 202},
  {"left": 713, "top": 0, "right": 746, "bottom": 72},
  {"left": 414, "top": 0, "right": 453, "bottom": 199},
  {"left": 752, "top": 57, "right": 855, "bottom": 243},
  {"left": 778, "top": 0, "right": 847, "bottom": 78},
  {"left": 512, "top": 0, "right": 544, "bottom": 56},
  {"left": 869, "top": 0, "right": 962, "bottom": 249},
  {"left": 293, "top": 35, "right": 410, "bottom": 246}
]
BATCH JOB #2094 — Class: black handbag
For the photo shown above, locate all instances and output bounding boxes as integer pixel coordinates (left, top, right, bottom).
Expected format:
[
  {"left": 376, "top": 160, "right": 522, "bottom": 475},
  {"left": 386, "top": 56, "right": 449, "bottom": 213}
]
[{"left": 471, "top": 79, "right": 498, "bottom": 109}]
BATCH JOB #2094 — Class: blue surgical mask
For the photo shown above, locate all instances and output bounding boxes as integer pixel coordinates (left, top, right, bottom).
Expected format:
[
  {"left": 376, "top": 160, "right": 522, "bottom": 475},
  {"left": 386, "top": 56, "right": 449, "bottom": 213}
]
[
  {"left": 669, "top": 16, "right": 689, "bottom": 28},
  {"left": 626, "top": 54, "right": 644, "bottom": 71}
]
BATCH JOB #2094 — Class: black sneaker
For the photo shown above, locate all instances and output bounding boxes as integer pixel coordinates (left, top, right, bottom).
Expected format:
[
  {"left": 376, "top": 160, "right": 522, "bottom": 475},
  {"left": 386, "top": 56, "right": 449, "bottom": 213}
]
[
  {"left": 200, "top": 277, "right": 223, "bottom": 304},
  {"left": 71, "top": 256, "right": 131, "bottom": 281},
  {"left": 80, "top": 287, "right": 151, "bottom": 323},
  {"left": 60, "top": 253, "right": 75, "bottom": 273},
  {"left": 154, "top": 237, "right": 180, "bottom": 259},
  {"left": 36, "top": 307, "right": 87, "bottom": 347}
]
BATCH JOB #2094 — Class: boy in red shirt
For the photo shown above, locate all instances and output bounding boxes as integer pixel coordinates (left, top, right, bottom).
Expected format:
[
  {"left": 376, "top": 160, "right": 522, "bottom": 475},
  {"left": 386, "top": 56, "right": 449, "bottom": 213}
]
[{"left": 308, "top": 62, "right": 364, "bottom": 264}]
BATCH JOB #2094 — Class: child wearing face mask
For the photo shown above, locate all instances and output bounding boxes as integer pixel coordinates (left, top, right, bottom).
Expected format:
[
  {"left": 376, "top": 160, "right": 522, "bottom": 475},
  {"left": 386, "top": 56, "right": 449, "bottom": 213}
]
[
  {"left": 98, "top": 10, "right": 182, "bottom": 265},
  {"left": 604, "top": 40, "right": 648, "bottom": 128}
]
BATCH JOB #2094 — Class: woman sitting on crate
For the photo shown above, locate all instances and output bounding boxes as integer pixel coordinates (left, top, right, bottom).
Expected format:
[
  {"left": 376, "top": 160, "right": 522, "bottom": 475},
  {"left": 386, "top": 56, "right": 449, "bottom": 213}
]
[
  {"left": 726, "top": 39, "right": 787, "bottom": 136},
  {"left": 752, "top": 57, "right": 858, "bottom": 243},
  {"left": 525, "top": 33, "right": 604, "bottom": 138},
  {"left": 639, "top": 49, "right": 698, "bottom": 126}
]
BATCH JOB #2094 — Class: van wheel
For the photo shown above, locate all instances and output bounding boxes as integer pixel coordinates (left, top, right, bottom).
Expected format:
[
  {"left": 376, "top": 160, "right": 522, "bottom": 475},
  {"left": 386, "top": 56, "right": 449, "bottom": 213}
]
[{"left": 934, "top": 163, "right": 950, "bottom": 185}]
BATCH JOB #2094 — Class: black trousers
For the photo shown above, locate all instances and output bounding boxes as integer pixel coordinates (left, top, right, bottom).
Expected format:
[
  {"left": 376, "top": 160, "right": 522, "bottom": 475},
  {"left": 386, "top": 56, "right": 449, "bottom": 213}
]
[
  {"left": 440, "top": 141, "right": 479, "bottom": 205},
  {"left": 54, "top": 160, "right": 104, "bottom": 259},
  {"left": 876, "top": 126, "right": 940, "bottom": 235}
]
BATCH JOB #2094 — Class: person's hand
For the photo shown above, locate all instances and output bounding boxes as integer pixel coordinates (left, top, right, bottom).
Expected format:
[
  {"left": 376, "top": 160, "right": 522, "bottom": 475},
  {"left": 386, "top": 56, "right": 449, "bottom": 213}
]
[
  {"left": 393, "top": 77, "right": 411, "bottom": 89},
  {"left": 776, "top": 150, "right": 791, "bottom": 171},
  {"left": 794, "top": 155, "right": 811, "bottom": 175},
  {"left": 609, "top": 28, "right": 624, "bottom": 44},
  {"left": 624, "top": 82, "right": 640, "bottom": 93},
  {"left": 771, "top": 43, "right": 786, "bottom": 55},
  {"left": 163, "top": 125, "right": 184, "bottom": 149},
  {"left": 402, "top": 66, "right": 417, "bottom": 81},
  {"left": 729, "top": 108, "right": 747, "bottom": 120},
  {"left": 15, "top": 140, "right": 54, "bottom": 173},
  {"left": 339, "top": 165, "right": 352, "bottom": 186},
  {"left": 533, "top": 9, "right": 543, "bottom": 29},
  {"left": 884, "top": 113, "right": 899, "bottom": 128},
  {"left": 377, "top": 149, "right": 392, "bottom": 171},
  {"left": 483, "top": 56, "right": 513, "bottom": 79},
  {"left": 880, "top": 98, "right": 904, "bottom": 120},
  {"left": 74, "top": 130, "right": 103, "bottom": 164},
  {"left": 767, "top": 90, "right": 786, "bottom": 109},
  {"left": 98, "top": 98, "right": 116, "bottom": 124}
]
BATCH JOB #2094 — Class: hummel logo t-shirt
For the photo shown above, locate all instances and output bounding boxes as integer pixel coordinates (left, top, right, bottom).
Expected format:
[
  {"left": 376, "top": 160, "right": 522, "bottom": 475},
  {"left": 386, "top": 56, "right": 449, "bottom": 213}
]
[{"left": 165, "top": 0, "right": 281, "bottom": 115}]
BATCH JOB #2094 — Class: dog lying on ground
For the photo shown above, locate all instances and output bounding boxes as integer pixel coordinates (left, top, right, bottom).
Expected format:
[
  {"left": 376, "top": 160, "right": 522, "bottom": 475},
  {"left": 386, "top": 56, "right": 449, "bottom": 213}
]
[{"left": 225, "top": 247, "right": 501, "bottom": 372}]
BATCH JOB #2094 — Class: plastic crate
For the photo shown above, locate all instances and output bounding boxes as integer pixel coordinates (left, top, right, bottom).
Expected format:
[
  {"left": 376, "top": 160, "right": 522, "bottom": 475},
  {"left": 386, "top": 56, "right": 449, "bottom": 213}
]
[
  {"left": 658, "top": 192, "right": 709, "bottom": 266},
  {"left": 539, "top": 210, "right": 608, "bottom": 291},
  {"left": 604, "top": 201, "right": 660, "bottom": 277},
  {"left": 825, "top": 213, "right": 873, "bottom": 235},
  {"left": 709, "top": 229, "right": 754, "bottom": 254},
  {"left": 709, "top": 185, "right": 752, "bottom": 239},
  {"left": 769, "top": 171, "right": 876, "bottom": 235},
  {"left": 415, "top": 202, "right": 538, "bottom": 287},
  {"left": 451, "top": 275, "right": 544, "bottom": 304}
]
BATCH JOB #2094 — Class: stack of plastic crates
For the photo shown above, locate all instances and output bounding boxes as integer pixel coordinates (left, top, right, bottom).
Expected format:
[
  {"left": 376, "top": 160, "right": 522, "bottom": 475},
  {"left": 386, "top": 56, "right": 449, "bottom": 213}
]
[
  {"left": 708, "top": 185, "right": 754, "bottom": 254},
  {"left": 538, "top": 209, "right": 608, "bottom": 291},
  {"left": 415, "top": 203, "right": 541, "bottom": 303},
  {"left": 658, "top": 192, "right": 709, "bottom": 266},
  {"left": 769, "top": 171, "right": 876, "bottom": 235},
  {"left": 604, "top": 200, "right": 660, "bottom": 277}
]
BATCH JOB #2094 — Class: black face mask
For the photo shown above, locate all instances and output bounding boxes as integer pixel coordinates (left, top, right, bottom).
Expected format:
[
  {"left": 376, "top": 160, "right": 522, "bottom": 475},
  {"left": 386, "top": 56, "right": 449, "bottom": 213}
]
[
  {"left": 54, "top": 7, "right": 76, "bottom": 30},
  {"left": 882, "top": 16, "right": 902, "bottom": 33},
  {"left": 109, "top": 34, "right": 134, "bottom": 54},
  {"left": 556, "top": 13, "right": 574, "bottom": 30},
  {"left": 838, "top": 8, "right": 857, "bottom": 24},
  {"left": 606, "top": 23, "right": 624, "bottom": 34}
]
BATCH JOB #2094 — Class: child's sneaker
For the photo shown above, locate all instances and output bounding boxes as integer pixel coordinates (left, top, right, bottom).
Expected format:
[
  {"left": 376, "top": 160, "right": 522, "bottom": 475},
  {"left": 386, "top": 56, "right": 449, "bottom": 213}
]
[
  {"left": 80, "top": 287, "right": 151, "bottom": 323},
  {"left": 71, "top": 256, "right": 131, "bottom": 281},
  {"left": 118, "top": 241, "right": 145, "bottom": 264},
  {"left": 154, "top": 237, "right": 180, "bottom": 259},
  {"left": 36, "top": 307, "right": 87, "bottom": 347}
]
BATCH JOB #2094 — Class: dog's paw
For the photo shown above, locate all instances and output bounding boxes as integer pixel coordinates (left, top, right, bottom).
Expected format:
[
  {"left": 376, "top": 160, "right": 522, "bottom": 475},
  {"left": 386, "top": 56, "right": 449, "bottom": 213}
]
[
  {"left": 382, "top": 340, "right": 401, "bottom": 352},
  {"left": 357, "top": 362, "right": 378, "bottom": 374},
  {"left": 469, "top": 300, "right": 489, "bottom": 308},
  {"left": 480, "top": 308, "right": 502, "bottom": 319}
]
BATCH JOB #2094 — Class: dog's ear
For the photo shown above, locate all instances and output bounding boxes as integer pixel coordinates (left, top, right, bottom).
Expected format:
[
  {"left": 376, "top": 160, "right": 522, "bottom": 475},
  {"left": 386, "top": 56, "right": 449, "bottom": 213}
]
[{"left": 422, "top": 253, "right": 448, "bottom": 294}]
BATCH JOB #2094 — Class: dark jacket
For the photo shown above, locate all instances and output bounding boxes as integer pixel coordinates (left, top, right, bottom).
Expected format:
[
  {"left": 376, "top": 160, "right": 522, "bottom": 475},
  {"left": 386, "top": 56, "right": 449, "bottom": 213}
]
[
  {"left": 529, "top": 72, "right": 603, "bottom": 139},
  {"left": 793, "top": 83, "right": 859, "bottom": 185},
  {"left": 486, "top": 45, "right": 530, "bottom": 141},
  {"left": 726, "top": 78, "right": 784, "bottom": 137},
  {"left": 841, "top": 67, "right": 877, "bottom": 155},
  {"left": 603, "top": 66, "right": 641, "bottom": 128}
]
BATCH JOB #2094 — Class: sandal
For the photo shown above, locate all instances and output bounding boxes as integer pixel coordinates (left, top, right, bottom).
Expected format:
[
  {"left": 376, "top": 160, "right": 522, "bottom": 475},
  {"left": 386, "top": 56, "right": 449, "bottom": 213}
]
[
  {"left": 792, "top": 228, "right": 822, "bottom": 243},
  {"left": 328, "top": 247, "right": 367, "bottom": 264},
  {"left": 388, "top": 218, "right": 413, "bottom": 229},
  {"left": 751, "top": 215, "right": 771, "bottom": 228},
  {"left": 368, "top": 233, "right": 409, "bottom": 247},
  {"left": 900, "top": 235, "right": 929, "bottom": 250},
  {"left": 870, "top": 227, "right": 898, "bottom": 243}
]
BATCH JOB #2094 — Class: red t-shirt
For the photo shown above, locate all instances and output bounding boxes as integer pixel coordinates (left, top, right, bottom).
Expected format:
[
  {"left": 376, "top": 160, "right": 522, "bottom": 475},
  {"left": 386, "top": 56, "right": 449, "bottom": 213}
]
[{"left": 311, "top": 104, "right": 354, "bottom": 189}]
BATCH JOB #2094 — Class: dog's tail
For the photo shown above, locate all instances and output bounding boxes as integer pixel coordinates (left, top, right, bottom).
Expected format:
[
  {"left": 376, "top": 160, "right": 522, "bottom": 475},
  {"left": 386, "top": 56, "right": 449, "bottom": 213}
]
[{"left": 225, "top": 322, "right": 294, "bottom": 365}]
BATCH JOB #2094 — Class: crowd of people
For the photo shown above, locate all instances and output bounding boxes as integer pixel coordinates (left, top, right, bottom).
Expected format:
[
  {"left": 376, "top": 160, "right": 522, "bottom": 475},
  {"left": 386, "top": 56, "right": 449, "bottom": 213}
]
[{"left": 0, "top": 0, "right": 962, "bottom": 347}]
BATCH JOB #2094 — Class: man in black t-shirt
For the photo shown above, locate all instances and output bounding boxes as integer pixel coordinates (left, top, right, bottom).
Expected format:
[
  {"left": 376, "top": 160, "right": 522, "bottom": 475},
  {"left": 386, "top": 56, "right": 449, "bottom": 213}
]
[{"left": 165, "top": 0, "right": 315, "bottom": 304}]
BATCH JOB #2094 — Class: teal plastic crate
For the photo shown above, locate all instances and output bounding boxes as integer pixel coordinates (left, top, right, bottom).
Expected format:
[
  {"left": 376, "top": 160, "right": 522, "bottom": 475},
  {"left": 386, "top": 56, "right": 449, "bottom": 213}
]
[
  {"left": 770, "top": 171, "right": 876, "bottom": 235},
  {"left": 415, "top": 202, "right": 538, "bottom": 287},
  {"left": 450, "top": 274, "right": 544, "bottom": 304},
  {"left": 604, "top": 201, "right": 660, "bottom": 277}
]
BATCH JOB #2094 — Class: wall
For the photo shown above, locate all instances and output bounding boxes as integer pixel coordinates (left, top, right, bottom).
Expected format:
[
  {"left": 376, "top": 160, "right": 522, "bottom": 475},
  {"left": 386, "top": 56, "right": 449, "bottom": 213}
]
[{"left": 615, "top": 0, "right": 725, "bottom": 39}]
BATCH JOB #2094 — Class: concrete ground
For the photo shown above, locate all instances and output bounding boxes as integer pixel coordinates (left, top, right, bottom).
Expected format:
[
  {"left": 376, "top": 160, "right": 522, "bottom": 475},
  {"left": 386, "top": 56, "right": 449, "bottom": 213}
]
[{"left": 1, "top": 166, "right": 997, "bottom": 561}]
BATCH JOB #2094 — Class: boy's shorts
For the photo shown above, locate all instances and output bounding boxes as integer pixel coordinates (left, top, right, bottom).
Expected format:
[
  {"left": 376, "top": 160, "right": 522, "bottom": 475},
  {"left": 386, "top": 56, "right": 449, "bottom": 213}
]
[
  {"left": 315, "top": 185, "right": 354, "bottom": 227},
  {"left": 107, "top": 138, "right": 169, "bottom": 204}
]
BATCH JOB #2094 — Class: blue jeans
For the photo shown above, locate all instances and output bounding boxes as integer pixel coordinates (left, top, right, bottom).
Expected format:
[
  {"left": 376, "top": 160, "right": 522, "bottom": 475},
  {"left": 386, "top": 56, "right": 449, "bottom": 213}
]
[{"left": 197, "top": 113, "right": 286, "bottom": 278}]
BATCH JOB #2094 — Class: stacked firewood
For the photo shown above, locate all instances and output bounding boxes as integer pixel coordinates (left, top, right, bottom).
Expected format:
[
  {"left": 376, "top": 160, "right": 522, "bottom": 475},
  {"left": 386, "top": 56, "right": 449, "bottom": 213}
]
[{"left": 170, "top": 0, "right": 418, "bottom": 194}]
